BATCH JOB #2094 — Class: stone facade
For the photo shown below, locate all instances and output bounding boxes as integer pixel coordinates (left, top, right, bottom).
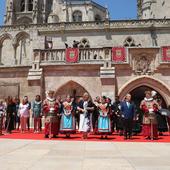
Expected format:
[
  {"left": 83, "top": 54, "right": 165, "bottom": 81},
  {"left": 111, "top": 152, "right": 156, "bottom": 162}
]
[
  {"left": 138, "top": 0, "right": 170, "bottom": 19},
  {"left": 0, "top": 0, "right": 170, "bottom": 108}
]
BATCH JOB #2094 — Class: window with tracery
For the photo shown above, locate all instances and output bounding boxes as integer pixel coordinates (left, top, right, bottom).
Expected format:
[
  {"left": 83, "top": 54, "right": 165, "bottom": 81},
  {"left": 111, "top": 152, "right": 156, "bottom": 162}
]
[
  {"left": 123, "top": 37, "right": 136, "bottom": 47},
  {"left": 95, "top": 14, "right": 102, "bottom": 22},
  {"left": 72, "top": 10, "right": 82, "bottom": 22},
  {"left": 79, "top": 38, "right": 90, "bottom": 48}
]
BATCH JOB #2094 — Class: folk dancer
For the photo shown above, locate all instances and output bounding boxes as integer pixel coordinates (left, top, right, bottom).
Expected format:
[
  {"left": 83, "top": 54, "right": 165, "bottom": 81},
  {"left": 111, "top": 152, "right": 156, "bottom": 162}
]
[
  {"left": 32, "top": 95, "right": 42, "bottom": 133},
  {"left": 140, "top": 90, "right": 159, "bottom": 140},
  {"left": 77, "top": 93, "right": 94, "bottom": 139},
  {"left": 43, "top": 90, "right": 60, "bottom": 138},
  {"left": 97, "top": 96, "right": 112, "bottom": 139},
  {"left": 60, "top": 95, "right": 76, "bottom": 137}
]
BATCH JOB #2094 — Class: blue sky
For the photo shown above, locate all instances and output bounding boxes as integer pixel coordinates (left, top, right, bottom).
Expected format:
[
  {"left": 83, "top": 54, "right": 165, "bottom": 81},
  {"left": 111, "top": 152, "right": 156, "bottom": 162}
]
[{"left": 0, "top": 0, "right": 137, "bottom": 25}]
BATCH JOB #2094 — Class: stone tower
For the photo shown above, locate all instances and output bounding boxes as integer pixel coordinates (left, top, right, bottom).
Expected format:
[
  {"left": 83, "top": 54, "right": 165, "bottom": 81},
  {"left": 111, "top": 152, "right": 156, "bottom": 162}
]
[
  {"left": 4, "top": 0, "right": 53, "bottom": 25},
  {"left": 138, "top": 0, "right": 170, "bottom": 19}
]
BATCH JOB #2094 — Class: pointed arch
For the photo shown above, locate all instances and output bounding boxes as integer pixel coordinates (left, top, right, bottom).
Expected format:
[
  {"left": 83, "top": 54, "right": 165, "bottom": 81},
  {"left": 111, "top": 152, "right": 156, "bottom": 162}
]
[
  {"left": 16, "top": 16, "right": 32, "bottom": 25},
  {"left": 13, "top": 31, "right": 30, "bottom": 47},
  {"left": 15, "top": 31, "right": 30, "bottom": 42},
  {"left": 0, "top": 33, "right": 12, "bottom": 45},
  {"left": 72, "top": 10, "right": 82, "bottom": 22},
  {"left": 55, "top": 80, "right": 92, "bottom": 100},
  {"left": 118, "top": 76, "right": 170, "bottom": 105},
  {"left": 13, "top": 31, "right": 31, "bottom": 65},
  {"left": 0, "top": 33, "right": 13, "bottom": 65}
]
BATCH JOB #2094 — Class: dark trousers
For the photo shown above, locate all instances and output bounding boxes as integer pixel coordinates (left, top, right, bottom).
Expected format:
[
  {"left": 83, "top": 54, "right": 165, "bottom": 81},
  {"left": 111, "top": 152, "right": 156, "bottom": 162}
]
[
  {"left": 27, "top": 117, "right": 30, "bottom": 130},
  {"left": 92, "top": 111, "right": 98, "bottom": 130},
  {"left": 123, "top": 119, "right": 133, "bottom": 138}
]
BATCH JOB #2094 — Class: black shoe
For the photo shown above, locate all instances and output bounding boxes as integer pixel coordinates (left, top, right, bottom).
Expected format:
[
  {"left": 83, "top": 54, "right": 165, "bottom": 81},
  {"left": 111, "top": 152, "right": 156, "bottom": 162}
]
[
  {"left": 44, "top": 135, "right": 49, "bottom": 138},
  {"left": 145, "top": 136, "right": 151, "bottom": 140},
  {"left": 66, "top": 134, "right": 70, "bottom": 138},
  {"left": 53, "top": 135, "right": 58, "bottom": 138}
]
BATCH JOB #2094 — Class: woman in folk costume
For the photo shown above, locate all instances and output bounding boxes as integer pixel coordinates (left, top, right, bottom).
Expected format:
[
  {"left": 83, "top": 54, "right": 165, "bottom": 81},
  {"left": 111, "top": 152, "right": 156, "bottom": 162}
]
[
  {"left": 43, "top": 90, "right": 60, "bottom": 138},
  {"left": 60, "top": 95, "right": 76, "bottom": 137},
  {"left": 77, "top": 93, "right": 94, "bottom": 139},
  {"left": 140, "top": 90, "right": 159, "bottom": 140},
  {"left": 97, "top": 96, "right": 112, "bottom": 139},
  {"left": 32, "top": 95, "right": 42, "bottom": 133}
]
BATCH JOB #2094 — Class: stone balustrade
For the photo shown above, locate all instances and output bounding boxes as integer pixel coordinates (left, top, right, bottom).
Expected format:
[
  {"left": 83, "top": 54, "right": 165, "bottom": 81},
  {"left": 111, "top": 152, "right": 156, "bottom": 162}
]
[{"left": 33, "top": 47, "right": 112, "bottom": 64}]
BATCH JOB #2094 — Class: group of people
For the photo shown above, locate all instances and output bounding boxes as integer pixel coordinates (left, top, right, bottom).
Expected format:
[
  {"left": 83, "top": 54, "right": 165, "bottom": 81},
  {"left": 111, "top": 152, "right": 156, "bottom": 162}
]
[{"left": 0, "top": 89, "right": 170, "bottom": 140}]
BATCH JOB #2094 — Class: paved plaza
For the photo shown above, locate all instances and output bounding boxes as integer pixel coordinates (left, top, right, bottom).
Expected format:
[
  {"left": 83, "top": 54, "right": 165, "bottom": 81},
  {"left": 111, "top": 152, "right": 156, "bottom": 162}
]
[{"left": 0, "top": 139, "right": 170, "bottom": 170}]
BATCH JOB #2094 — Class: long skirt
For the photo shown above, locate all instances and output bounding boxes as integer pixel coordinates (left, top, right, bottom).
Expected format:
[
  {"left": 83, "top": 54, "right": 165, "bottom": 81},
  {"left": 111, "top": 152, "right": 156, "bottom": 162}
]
[
  {"left": 79, "top": 113, "right": 93, "bottom": 133},
  {"left": 60, "top": 114, "right": 76, "bottom": 134},
  {"left": 142, "top": 124, "right": 158, "bottom": 138},
  {"left": 98, "top": 116, "right": 111, "bottom": 135},
  {"left": 117, "top": 116, "right": 124, "bottom": 131},
  {"left": 45, "top": 116, "right": 59, "bottom": 136}
]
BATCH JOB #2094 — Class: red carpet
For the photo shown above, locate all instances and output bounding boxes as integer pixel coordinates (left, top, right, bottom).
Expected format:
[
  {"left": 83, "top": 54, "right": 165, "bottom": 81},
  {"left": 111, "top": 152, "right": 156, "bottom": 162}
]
[{"left": 1, "top": 130, "right": 170, "bottom": 143}]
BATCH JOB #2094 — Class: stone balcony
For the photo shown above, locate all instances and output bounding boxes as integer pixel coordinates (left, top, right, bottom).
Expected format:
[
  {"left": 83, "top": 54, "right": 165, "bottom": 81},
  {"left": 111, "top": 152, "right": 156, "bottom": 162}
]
[
  {"left": 27, "top": 47, "right": 117, "bottom": 82},
  {"left": 27, "top": 47, "right": 170, "bottom": 82},
  {"left": 33, "top": 48, "right": 113, "bottom": 65}
]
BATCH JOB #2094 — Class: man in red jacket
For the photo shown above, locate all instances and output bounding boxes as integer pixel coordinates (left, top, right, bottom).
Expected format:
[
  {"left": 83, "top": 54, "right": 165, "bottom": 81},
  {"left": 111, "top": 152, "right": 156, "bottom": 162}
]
[{"left": 43, "top": 90, "right": 60, "bottom": 138}]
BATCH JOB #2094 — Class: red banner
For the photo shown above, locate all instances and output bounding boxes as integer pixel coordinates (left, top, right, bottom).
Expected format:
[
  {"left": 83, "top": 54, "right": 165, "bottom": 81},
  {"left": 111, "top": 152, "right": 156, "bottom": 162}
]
[
  {"left": 162, "top": 46, "right": 170, "bottom": 62},
  {"left": 65, "top": 48, "right": 79, "bottom": 63},
  {"left": 112, "top": 47, "right": 126, "bottom": 62}
]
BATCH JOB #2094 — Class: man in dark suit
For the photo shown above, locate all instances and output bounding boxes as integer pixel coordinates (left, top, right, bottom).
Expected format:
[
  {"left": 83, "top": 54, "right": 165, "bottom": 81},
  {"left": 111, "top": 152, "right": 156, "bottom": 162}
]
[{"left": 120, "top": 94, "right": 135, "bottom": 140}]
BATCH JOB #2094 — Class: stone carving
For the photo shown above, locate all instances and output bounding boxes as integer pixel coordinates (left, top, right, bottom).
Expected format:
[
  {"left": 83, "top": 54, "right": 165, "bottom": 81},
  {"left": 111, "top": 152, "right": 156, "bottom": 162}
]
[{"left": 134, "top": 55, "right": 152, "bottom": 75}]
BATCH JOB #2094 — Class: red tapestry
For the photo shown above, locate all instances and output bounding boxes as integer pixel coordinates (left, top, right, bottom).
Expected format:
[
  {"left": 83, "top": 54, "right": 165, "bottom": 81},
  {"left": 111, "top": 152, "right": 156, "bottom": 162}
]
[
  {"left": 65, "top": 48, "right": 79, "bottom": 63},
  {"left": 112, "top": 47, "right": 126, "bottom": 62},
  {"left": 162, "top": 46, "right": 170, "bottom": 62}
]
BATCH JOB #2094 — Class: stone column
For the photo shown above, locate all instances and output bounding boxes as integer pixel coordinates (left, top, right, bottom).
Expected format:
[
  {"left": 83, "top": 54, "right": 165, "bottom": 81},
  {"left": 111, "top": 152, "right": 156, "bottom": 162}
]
[
  {"left": 100, "top": 61, "right": 116, "bottom": 101},
  {"left": 0, "top": 44, "right": 3, "bottom": 65},
  {"left": 13, "top": 44, "right": 18, "bottom": 65},
  {"left": 41, "top": 0, "right": 46, "bottom": 23},
  {"left": 43, "top": 0, "right": 46, "bottom": 11},
  {"left": 25, "top": 0, "right": 28, "bottom": 12}
]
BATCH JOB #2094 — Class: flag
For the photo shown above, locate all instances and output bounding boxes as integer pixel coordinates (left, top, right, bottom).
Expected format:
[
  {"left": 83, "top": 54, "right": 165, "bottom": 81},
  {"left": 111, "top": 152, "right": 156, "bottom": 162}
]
[
  {"left": 112, "top": 47, "right": 126, "bottom": 62},
  {"left": 162, "top": 46, "right": 170, "bottom": 62},
  {"left": 65, "top": 48, "right": 79, "bottom": 63}
]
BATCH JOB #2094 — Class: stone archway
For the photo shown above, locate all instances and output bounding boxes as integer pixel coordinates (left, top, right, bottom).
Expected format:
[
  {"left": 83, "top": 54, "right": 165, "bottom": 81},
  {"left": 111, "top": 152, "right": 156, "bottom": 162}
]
[
  {"left": 55, "top": 80, "right": 91, "bottom": 101},
  {"left": 118, "top": 76, "right": 170, "bottom": 106}
]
